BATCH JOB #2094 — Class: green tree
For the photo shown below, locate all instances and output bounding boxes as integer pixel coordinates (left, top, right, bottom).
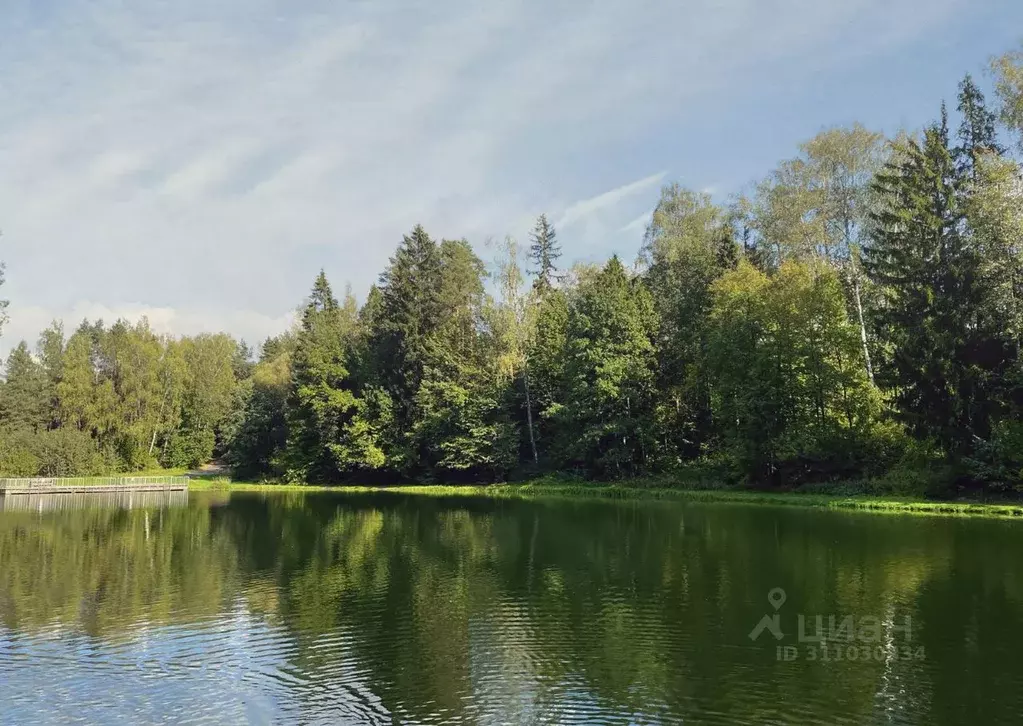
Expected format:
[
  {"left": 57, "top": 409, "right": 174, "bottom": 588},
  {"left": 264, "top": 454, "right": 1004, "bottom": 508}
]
[
  {"left": 57, "top": 324, "right": 100, "bottom": 436},
  {"left": 707, "top": 260, "right": 880, "bottom": 481},
  {"left": 864, "top": 116, "right": 1014, "bottom": 461},
  {"left": 991, "top": 46, "right": 1023, "bottom": 151},
  {"left": 639, "top": 185, "right": 733, "bottom": 462},
  {"left": 101, "top": 319, "right": 166, "bottom": 469},
  {"left": 0, "top": 342, "right": 49, "bottom": 433},
  {"left": 369, "top": 226, "right": 445, "bottom": 475},
  {"left": 799, "top": 125, "right": 886, "bottom": 383},
  {"left": 492, "top": 237, "right": 539, "bottom": 465},
  {"left": 412, "top": 240, "right": 516, "bottom": 479},
  {"left": 164, "top": 334, "right": 239, "bottom": 468},
  {"left": 955, "top": 74, "right": 1004, "bottom": 181},
  {"left": 750, "top": 126, "right": 886, "bottom": 383},
  {"left": 529, "top": 214, "right": 562, "bottom": 294},
  {"left": 528, "top": 287, "right": 569, "bottom": 464},
  {"left": 36, "top": 322, "right": 65, "bottom": 428},
  {"left": 964, "top": 154, "right": 1023, "bottom": 346},
  {"left": 228, "top": 350, "right": 292, "bottom": 479},
  {"left": 558, "top": 256, "right": 658, "bottom": 477},
  {"left": 284, "top": 271, "right": 384, "bottom": 482}
]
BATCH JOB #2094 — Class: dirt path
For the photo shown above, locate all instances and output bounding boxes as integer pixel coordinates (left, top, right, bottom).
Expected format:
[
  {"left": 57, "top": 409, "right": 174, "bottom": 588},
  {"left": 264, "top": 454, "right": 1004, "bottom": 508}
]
[{"left": 186, "top": 461, "right": 229, "bottom": 479}]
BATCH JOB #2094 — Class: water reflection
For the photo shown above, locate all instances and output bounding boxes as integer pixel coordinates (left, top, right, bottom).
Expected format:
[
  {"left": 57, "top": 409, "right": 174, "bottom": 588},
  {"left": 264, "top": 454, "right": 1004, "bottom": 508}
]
[
  {"left": 1, "top": 492, "right": 1023, "bottom": 724},
  {"left": 0, "top": 489, "right": 194, "bottom": 513}
]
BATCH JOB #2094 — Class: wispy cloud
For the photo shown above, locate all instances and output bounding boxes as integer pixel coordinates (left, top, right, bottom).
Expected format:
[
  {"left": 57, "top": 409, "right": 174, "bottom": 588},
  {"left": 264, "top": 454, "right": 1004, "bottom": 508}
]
[
  {"left": 556, "top": 172, "right": 667, "bottom": 231},
  {"left": 620, "top": 212, "right": 653, "bottom": 237},
  {"left": 0, "top": 0, "right": 971, "bottom": 354}
]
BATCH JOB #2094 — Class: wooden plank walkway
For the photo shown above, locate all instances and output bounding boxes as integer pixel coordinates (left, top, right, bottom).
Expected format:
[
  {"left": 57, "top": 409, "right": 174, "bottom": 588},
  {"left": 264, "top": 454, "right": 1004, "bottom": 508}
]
[{"left": 0, "top": 476, "right": 190, "bottom": 496}]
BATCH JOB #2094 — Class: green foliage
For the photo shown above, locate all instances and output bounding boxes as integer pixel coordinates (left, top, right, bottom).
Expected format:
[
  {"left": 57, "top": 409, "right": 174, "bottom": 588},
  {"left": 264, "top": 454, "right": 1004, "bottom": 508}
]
[
  {"left": 528, "top": 214, "right": 562, "bottom": 294},
  {"left": 369, "top": 226, "right": 445, "bottom": 474},
  {"left": 0, "top": 432, "right": 40, "bottom": 476},
  {"left": 529, "top": 288, "right": 569, "bottom": 463},
  {"left": 0, "top": 342, "right": 50, "bottom": 432},
  {"left": 955, "top": 74, "right": 1004, "bottom": 178},
  {"left": 707, "top": 260, "right": 883, "bottom": 482},
  {"left": 227, "top": 351, "right": 292, "bottom": 479},
  {"left": 640, "top": 185, "right": 733, "bottom": 461},
  {"left": 555, "top": 256, "right": 658, "bottom": 477},
  {"left": 0, "top": 428, "right": 108, "bottom": 477},
  {"left": 864, "top": 115, "right": 1016, "bottom": 462},
  {"left": 991, "top": 46, "right": 1023, "bottom": 152},
  {"left": 283, "top": 271, "right": 382, "bottom": 482},
  {"left": 7, "top": 49, "right": 1023, "bottom": 495},
  {"left": 0, "top": 314, "right": 249, "bottom": 476}
]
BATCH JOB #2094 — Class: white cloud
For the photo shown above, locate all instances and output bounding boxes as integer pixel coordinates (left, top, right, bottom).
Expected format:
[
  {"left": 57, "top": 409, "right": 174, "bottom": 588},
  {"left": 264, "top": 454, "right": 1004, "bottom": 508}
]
[
  {"left": 556, "top": 172, "right": 667, "bottom": 231},
  {"left": 621, "top": 212, "right": 653, "bottom": 237},
  {"left": 0, "top": 0, "right": 971, "bottom": 355}
]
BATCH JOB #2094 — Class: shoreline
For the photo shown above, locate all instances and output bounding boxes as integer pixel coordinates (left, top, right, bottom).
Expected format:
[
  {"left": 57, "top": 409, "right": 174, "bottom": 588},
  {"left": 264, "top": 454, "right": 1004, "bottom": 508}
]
[{"left": 186, "top": 479, "right": 1023, "bottom": 519}]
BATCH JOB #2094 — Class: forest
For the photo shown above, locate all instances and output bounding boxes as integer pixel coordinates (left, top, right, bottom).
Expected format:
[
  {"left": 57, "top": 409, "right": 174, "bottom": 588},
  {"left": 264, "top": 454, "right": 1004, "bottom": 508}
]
[{"left": 2, "top": 48, "right": 1023, "bottom": 495}]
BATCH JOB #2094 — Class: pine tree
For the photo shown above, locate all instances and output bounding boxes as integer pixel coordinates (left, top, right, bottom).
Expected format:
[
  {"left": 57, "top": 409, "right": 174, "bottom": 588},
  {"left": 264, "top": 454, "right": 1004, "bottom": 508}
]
[
  {"left": 956, "top": 74, "right": 1004, "bottom": 181},
  {"left": 558, "top": 256, "right": 658, "bottom": 477},
  {"left": 864, "top": 119, "right": 1012, "bottom": 459},
  {"left": 0, "top": 342, "right": 49, "bottom": 433},
  {"left": 529, "top": 214, "right": 562, "bottom": 294},
  {"left": 373, "top": 225, "right": 444, "bottom": 401},
  {"left": 284, "top": 271, "right": 383, "bottom": 482},
  {"left": 369, "top": 225, "right": 445, "bottom": 474},
  {"left": 412, "top": 239, "right": 516, "bottom": 479}
]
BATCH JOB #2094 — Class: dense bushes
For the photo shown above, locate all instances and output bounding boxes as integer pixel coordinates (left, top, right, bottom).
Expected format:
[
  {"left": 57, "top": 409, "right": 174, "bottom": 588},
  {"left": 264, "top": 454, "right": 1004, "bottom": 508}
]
[{"left": 0, "top": 429, "right": 109, "bottom": 477}]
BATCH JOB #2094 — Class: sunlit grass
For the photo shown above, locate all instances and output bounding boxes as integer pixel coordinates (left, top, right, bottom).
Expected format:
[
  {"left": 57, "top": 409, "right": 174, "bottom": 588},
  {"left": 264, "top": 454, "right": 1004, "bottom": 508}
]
[{"left": 184, "top": 478, "right": 1023, "bottom": 519}]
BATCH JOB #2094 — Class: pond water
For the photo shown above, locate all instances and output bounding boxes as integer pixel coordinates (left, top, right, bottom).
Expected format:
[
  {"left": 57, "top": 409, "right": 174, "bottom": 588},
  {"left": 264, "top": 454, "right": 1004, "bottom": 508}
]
[{"left": 1, "top": 490, "right": 1022, "bottom": 724}]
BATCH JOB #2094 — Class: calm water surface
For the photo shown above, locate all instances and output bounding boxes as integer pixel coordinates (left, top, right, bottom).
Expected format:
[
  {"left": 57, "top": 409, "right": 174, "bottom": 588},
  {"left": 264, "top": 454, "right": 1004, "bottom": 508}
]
[{"left": 1, "top": 490, "right": 1023, "bottom": 724}]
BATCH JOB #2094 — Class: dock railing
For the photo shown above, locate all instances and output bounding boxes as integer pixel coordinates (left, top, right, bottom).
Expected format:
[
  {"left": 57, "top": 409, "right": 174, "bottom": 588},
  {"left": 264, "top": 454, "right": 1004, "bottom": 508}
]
[{"left": 0, "top": 476, "right": 190, "bottom": 494}]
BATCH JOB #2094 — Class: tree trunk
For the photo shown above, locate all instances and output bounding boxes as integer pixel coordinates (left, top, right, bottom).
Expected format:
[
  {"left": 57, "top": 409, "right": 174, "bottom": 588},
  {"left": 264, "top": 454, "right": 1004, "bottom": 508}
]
[
  {"left": 851, "top": 269, "right": 875, "bottom": 386},
  {"left": 149, "top": 393, "right": 168, "bottom": 457},
  {"left": 523, "top": 361, "right": 539, "bottom": 465}
]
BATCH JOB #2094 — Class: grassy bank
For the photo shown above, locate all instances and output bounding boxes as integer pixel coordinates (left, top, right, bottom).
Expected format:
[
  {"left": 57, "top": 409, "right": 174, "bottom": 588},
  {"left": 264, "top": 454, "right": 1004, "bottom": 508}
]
[{"left": 185, "top": 478, "right": 1023, "bottom": 519}]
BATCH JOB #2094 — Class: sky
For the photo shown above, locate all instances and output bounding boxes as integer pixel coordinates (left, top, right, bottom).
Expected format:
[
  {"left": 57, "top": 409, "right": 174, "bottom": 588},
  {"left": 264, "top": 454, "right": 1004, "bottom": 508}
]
[{"left": 0, "top": 0, "right": 1021, "bottom": 356}]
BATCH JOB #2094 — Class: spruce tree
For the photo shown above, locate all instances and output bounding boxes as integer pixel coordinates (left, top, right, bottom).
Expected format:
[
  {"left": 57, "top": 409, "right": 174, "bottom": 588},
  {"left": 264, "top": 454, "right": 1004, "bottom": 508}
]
[
  {"left": 284, "top": 271, "right": 383, "bottom": 482},
  {"left": 369, "top": 225, "right": 445, "bottom": 474},
  {"left": 0, "top": 342, "right": 50, "bottom": 433},
  {"left": 373, "top": 225, "right": 444, "bottom": 401},
  {"left": 864, "top": 118, "right": 1012, "bottom": 459},
  {"left": 529, "top": 214, "right": 562, "bottom": 294},
  {"left": 559, "top": 256, "right": 658, "bottom": 477},
  {"left": 956, "top": 74, "right": 1004, "bottom": 181}
]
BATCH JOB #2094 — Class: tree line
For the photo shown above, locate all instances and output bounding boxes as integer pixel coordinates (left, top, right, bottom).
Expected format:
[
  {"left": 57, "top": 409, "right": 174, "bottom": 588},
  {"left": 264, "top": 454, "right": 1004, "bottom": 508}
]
[{"left": 3, "top": 49, "right": 1023, "bottom": 493}]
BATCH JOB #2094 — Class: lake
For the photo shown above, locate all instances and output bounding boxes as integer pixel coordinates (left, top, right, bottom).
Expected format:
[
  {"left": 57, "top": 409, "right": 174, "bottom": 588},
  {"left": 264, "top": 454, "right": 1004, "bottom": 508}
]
[{"left": 1, "top": 490, "right": 1022, "bottom": 724}]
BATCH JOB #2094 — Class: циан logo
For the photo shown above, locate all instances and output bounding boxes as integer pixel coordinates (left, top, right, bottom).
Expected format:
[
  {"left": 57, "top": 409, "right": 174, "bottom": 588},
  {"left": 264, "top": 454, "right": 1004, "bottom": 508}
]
[{"left": 749, "top": 587, "right": 925, "bottom": 663}]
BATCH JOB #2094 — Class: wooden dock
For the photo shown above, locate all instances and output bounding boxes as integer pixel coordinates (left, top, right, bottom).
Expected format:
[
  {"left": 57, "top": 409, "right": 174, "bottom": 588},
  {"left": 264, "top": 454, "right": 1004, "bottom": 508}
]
[
  {"left": 0, "top": 476, "right": 190, "bottom": 496},
  {"left": 0, "top": 489, "right": 191, "bottom": 512}
]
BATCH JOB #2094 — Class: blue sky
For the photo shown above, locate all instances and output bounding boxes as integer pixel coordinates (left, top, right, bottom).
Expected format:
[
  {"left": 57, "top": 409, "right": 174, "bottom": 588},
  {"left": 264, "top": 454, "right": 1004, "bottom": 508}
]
[{"left": 0, "top": 0, "right": 1020, "bottom": 354}]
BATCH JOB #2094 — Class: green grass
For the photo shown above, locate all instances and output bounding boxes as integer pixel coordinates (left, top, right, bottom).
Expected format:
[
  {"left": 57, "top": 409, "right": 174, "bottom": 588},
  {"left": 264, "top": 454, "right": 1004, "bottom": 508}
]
[
  {"left": 125, "top": 467, "right": 191, "bottom": 477},
  {"left": 185, "top": 478, "right": 1023, "bottom": 519}
]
